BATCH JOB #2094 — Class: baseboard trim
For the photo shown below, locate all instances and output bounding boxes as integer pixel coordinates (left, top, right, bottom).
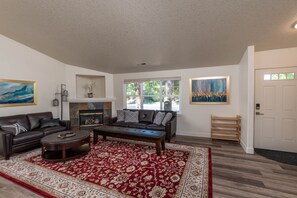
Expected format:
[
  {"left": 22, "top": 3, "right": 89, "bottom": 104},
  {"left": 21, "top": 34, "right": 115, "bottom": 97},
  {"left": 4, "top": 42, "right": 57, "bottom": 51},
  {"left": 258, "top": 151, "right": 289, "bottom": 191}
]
[
  {"left": 240, "top": 140, "right": 254, "bottom": 154},
  {"left": 176, "top": 131, "right": 210, "bottom": 138}
]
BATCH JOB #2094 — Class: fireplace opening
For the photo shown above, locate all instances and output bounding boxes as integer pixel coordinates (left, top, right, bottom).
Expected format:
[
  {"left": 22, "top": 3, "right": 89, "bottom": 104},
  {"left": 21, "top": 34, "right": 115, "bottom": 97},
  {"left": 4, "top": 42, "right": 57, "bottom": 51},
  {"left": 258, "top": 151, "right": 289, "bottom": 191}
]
[{"left": 79, "top": 110, "right": 103, "bottom": 129}]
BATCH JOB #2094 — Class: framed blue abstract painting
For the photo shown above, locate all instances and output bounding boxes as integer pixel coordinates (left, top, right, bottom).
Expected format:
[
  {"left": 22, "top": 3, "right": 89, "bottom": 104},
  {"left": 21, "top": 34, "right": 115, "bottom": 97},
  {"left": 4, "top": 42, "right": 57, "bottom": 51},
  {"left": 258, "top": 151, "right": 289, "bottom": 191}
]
[
  {"left": 0, "top": 79, "right": 36, "bottom": 107},
  {"left": 190, "top": 76, "right": 230, "bottom": 104}
]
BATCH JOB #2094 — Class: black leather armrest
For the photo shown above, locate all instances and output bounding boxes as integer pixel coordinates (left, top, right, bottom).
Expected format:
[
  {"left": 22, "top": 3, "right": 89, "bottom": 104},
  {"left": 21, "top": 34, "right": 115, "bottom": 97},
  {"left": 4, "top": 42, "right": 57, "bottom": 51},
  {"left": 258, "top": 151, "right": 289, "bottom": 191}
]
[
  {"left": 59, "top": 120, "right": 71, "bottom": 130},
  {"left": 0, "top": 130, "right": 13, "bottom": 159},
  {"left": 165, "top": 116, "right": 177, "bottom": 142},
  {"left": 0, "top": 129, "right": 14, "bottom": 136},
  {"left": 111, "top": 117, "right": 117, "bottom": 123}
]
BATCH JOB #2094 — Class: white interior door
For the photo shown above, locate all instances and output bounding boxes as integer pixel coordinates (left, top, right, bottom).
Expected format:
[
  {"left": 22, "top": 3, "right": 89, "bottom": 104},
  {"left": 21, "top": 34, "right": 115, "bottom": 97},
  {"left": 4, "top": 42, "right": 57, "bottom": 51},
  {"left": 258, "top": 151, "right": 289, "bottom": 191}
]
[{"left": 255, "top": 68, "right": 297, "bottom": 152}]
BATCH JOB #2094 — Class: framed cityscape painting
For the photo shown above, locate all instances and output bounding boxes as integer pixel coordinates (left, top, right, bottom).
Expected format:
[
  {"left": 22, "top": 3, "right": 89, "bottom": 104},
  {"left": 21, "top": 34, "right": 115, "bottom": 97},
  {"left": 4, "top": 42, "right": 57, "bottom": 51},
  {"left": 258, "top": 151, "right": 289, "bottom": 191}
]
[
  {"left": 190, "top": 76, "right": 230, "bottom": 104},
  {"left": 0, "top": 79, "right": 36, "bottom": 107}
]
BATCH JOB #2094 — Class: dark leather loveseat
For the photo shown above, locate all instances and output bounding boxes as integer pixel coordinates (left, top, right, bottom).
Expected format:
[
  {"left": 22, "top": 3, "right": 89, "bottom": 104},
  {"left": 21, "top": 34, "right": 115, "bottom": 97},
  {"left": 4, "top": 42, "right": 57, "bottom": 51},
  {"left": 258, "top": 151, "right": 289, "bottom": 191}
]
[
  {"left": 111, "top": 110, "right": 177, "bottom": 142},
  {"left": 0, "top": 112, "right": 71, "bottom": 160}
]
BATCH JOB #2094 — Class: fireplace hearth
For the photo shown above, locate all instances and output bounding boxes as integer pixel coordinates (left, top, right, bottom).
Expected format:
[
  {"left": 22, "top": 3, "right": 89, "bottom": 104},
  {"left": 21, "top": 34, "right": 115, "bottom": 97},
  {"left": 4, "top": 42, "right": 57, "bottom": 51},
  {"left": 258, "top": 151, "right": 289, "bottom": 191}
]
[{"left": 79, "top": 110, "right": 103, "bottom": 129}]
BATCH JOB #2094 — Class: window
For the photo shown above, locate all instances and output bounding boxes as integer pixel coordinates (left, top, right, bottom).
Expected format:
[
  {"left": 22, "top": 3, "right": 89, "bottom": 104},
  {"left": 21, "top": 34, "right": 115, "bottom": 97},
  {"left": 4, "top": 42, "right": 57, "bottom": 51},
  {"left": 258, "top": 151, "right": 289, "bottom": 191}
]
[
  {"left": 271, "top": 74, "right": 279, "bottom": 80},
  {"left": 264, "top": 73, "right": 295, "bottom": 81},
  {"left": 287, "top": 72, "right": 295, "bottom": 79},
  {"left": 264, "top": 74, "right": 271, "bottom": 80},
  {"left": 125, "top": 80, "right": 180, "bottom": 111}
]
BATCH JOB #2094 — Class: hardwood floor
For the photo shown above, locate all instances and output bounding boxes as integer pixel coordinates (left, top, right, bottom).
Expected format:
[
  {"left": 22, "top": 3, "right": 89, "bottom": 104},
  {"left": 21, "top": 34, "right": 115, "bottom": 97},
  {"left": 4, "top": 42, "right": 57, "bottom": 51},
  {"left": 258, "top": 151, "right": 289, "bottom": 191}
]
[
  {"left": 0, "top": 135, "right": 296, "bottom": 197},
  {"left": 171, "top": 136, "right": 297, "bottom": 198}
]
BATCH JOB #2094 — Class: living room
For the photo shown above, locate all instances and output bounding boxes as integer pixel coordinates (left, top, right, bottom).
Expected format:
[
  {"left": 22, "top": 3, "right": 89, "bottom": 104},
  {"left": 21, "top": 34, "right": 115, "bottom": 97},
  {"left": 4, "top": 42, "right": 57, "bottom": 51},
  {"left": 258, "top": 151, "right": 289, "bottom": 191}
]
[{"left": 1, "top": 1, "right": 297, "bottom": 198}]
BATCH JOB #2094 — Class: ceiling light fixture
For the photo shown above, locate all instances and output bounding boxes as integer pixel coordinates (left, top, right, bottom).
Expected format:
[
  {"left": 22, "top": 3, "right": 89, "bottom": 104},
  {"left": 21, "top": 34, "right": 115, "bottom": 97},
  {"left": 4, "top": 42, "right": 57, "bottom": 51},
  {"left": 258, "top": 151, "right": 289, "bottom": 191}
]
[{"left": 294, "top": 22, "right": 297, "bottom": 29}]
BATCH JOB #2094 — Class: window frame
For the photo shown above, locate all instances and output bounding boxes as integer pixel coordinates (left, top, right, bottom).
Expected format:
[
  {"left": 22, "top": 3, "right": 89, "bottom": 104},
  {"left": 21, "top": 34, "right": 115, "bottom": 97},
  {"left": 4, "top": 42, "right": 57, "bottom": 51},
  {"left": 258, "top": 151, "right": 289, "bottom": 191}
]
[
  {"left": 263, "top": 72, "right": 295, "bottom": 81},
  {"left": 124, "top": 79, "right": 181, "bottom": 112}
]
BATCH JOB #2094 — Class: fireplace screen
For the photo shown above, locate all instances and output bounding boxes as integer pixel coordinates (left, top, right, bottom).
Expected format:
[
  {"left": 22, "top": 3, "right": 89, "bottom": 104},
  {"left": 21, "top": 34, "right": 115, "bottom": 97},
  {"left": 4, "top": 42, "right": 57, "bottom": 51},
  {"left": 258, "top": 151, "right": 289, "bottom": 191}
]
[{"left": 79, "top": 110, "right": 103, "bottom": 128}]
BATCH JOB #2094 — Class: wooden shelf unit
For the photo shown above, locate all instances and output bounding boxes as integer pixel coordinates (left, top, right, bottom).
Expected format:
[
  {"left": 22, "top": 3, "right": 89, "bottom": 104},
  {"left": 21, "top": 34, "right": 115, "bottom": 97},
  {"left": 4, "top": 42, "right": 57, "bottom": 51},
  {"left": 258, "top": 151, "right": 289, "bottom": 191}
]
[{"left": 211, "top": 115, "right": 241, "bottom": 142}]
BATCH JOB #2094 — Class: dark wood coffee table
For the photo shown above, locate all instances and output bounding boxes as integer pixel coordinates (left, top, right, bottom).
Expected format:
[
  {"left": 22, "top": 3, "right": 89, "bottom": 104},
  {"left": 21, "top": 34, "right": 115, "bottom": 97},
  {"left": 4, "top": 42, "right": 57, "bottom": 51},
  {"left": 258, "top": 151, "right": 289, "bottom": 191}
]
[
  {"left": 93, "top": 126, "right": 166, "bottom": 156},
  {"left": 41, "top": 131, "right": 90, "bottom": 162}
]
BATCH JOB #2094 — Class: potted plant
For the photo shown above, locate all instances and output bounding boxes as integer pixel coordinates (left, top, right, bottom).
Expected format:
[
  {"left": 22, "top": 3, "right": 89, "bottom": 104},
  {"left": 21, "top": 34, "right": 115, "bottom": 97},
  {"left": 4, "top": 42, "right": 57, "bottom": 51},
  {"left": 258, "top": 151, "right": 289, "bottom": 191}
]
[{"left": 87, "top": 81, "right": 95, "bottom": 98}]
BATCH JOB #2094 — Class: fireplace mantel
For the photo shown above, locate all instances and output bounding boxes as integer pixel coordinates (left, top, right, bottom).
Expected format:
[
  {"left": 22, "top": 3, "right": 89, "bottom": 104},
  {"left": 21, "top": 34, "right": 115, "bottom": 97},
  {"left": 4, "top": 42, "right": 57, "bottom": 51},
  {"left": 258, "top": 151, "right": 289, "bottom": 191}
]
[{"left": 68, "top": 97, "right": 116, "bottom": 103}]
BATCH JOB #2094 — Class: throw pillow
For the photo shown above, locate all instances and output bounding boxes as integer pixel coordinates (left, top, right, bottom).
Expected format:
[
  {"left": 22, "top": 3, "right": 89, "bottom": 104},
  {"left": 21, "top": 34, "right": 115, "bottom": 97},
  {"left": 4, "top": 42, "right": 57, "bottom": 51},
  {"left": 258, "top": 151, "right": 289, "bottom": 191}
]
[
  {"left": 162, "top": 113, "right": 173, "bottom": 126},
  {"left": 27, "top": 113, "right": 52, "bottom": 130},
  {"left": 117, "top": 110, "right": 125, "bottom": 122},
  {"left": 1, "top": 123, "right": 28, "bottom": 136},
  {"left": 153, "top": 112, "right": 166, "bottom": 125},
  {"left": 139, "top": 110, "right": 154, "bottom": 123},
  {"left": 40, "top": 118, "right": 60, "bottom": 129},
  {"left": 124, "top": 111, "right": 139, "bottom": 123}
]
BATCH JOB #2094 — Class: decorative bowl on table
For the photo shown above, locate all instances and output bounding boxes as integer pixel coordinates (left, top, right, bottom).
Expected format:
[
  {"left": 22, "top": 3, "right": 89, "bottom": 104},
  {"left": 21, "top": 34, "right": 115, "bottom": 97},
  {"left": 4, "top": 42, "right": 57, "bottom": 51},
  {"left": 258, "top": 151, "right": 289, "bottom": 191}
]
[{"left": 57, "top": 132, "right": 76, "bottom": 139}]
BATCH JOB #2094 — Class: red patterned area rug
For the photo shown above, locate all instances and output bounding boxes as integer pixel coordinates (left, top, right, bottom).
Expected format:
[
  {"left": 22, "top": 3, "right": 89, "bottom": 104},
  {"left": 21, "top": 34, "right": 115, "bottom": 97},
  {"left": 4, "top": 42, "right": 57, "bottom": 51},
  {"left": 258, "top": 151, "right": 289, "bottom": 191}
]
[{"left": 0, "top": 139, "right": 212, "bottom": 198}]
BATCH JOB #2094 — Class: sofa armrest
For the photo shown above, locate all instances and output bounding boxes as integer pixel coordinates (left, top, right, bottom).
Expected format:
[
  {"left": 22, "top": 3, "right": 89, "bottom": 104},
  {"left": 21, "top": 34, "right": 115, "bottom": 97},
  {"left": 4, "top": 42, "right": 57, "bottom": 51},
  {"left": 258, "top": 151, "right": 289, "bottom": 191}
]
[
  {"left": 0, "top": 130, "right": 13, "bottom": 159},
  {"left": 111, "top": 117, "right": 117, "bottom": 124},
  {"left": 0, "top": 129, "right": 14, "bottom": 136},
  {"left": 59, "top": 120, "right": 71, "bottom": 130},
  {"left": 165, "top": 116, "right": 177, "bottom": 142}
]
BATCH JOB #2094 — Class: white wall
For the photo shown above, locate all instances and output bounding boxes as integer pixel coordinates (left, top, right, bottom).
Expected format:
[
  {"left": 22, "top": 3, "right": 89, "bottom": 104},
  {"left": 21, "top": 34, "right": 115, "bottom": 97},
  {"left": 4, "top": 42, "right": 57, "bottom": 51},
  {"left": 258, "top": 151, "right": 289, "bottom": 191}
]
[
  {"left": 239, "top": 49, "right": 248, "bottom": 149},
  {"left": 239, "top": 46, "right": 255, "bottom": 154},
  {"left": 0, "top": 35, "right": 65, "bottom": 118},
  {"left": 65, "top": 65, "right": 113, "bottom": 99},
  {"left": 76, "top": 75, "right": 105, "bottom": 98},
  {"left": 114, "top": 65, "right": 239, "bottom": 137},
  {"left": 64, "top": 64, "right": 115, "bottom": 119},
  {"left": 0, "top": 35, "right": 115, "bottom": 119},
  {"left": 255, "top": 47, "right": 297, "bottom": 69}
]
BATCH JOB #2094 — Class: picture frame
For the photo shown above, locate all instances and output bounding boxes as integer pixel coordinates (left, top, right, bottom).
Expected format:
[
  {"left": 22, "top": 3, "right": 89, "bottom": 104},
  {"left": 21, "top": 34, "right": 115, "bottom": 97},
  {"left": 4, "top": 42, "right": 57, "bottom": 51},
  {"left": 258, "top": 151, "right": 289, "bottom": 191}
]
[
  {"left": 189, "top": 76, "right": 230, "bottom": 104},
  {"left": 0, "top": 79, "right": 37, "bottom": 107}
]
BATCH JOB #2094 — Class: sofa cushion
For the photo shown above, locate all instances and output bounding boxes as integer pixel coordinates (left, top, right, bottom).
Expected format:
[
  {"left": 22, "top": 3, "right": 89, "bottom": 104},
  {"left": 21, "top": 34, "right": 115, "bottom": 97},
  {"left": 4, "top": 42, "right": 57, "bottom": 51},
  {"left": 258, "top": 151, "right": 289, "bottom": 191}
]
[
  {"left": 1, "top": 123, "right": 28, "bottom": 136},
  {"left": 116, "top": 110, "right": 126, "bottom": 122},
  {"left": 124, "top": 111, "right": 139, "bottom": 123},
  {"left": 128, "top": 122, "right": 147, "bottom": 129},
  {"left": 13, "top": 131, "right": 44, "bottom": 145},
  {"left": 112, "top": 121, "right": 129, "bottom": 127},
  {"left": 153, "top": 112, "right": 166, "bottom": 125},
  {"left": 146, "top": 124, "right": 165, "bottom": 131},
  {"left": 27, "top": 112, "right": 52, "bottom": 130},
  {"left": 162, "top": 113, "right": 173, "bottom": 126},
  {"left": 40, "top": 118, "right": 60, "bottom": 129},
  {"left": 0, "top": 114, "right": 30, "bottom": 131},
  {"left": 41, "top": 126, "right": 67, "bottom": 136},
  {"left": 0, "top": 120, "right": 11, "bottom": 127},
  {"left": 139, "top": 110, "right": 154, "bottom": 123}
]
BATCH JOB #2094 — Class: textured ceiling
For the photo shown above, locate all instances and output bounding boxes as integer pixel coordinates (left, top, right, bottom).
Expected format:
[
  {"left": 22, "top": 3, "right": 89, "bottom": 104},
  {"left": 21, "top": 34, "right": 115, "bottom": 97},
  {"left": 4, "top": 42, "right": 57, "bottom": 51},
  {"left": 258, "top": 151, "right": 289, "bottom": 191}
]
[{"left": 0, "top": 0, "right": 297, "bottom": 74}]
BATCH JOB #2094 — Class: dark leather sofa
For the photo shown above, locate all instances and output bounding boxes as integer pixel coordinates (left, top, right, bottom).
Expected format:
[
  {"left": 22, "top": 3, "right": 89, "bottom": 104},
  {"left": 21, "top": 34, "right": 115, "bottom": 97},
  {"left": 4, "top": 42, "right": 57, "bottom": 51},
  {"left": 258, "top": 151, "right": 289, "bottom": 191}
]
[
  {"left": 0, "top": 112, "right": 71, "bottom": 160},
  {"left": 111, "top": 110, "right": 177, "bottom": 142}
]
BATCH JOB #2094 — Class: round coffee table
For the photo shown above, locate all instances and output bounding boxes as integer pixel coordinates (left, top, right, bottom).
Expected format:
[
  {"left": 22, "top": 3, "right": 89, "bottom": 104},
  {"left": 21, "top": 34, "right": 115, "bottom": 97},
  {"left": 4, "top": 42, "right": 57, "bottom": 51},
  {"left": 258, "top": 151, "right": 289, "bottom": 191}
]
[{"left": 41, "top": 131, "right": 90, "bottom": 163}]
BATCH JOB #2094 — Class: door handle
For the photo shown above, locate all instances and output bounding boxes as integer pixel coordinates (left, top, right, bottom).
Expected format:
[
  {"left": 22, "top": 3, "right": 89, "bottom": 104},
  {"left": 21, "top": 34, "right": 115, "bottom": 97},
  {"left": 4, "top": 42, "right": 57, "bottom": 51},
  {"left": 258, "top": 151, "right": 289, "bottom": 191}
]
[{"left": 256, "top": 112, "right": 264, "bottom": 115}]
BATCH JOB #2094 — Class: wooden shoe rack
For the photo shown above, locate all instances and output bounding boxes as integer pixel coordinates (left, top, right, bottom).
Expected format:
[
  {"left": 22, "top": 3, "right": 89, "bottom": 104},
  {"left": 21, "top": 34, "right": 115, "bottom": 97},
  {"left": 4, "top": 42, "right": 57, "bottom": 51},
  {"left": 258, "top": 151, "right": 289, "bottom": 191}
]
[{"left": 211, "top": 115, "right": 241, "bottom": 142}]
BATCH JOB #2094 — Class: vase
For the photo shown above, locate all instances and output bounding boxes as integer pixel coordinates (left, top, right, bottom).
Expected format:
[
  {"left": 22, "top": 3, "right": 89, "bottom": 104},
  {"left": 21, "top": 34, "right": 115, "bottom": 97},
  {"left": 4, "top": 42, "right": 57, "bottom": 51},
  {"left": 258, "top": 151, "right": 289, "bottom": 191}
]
[{"left": 88, "top": 93, "right": 93, "bottom": 98}]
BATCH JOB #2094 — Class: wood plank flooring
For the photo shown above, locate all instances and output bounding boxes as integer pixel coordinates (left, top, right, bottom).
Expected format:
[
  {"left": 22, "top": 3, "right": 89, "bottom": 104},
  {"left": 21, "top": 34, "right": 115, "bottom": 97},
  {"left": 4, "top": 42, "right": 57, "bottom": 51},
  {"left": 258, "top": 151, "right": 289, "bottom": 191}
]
[
  {"left": 171, "top": 136, "right": 297, "bottom": 198},
  {"left": 0, "top": 135, "right": 296, "bottom": 197}
]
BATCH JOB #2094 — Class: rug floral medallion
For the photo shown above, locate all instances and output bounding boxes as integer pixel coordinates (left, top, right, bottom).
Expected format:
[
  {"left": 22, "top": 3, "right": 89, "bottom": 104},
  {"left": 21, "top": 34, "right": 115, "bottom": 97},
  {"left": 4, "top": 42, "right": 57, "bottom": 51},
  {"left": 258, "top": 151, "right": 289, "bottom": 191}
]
[{"left": 0, "top": 138, "right": 211, "bottom": 198}]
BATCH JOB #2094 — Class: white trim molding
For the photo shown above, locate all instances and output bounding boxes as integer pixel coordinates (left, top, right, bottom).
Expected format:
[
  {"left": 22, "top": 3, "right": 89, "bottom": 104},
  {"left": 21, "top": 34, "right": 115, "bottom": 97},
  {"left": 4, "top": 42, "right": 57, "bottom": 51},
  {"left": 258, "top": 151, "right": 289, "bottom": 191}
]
[{"left": 240, "top": 140, "right": 254, "bottom": 154}]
